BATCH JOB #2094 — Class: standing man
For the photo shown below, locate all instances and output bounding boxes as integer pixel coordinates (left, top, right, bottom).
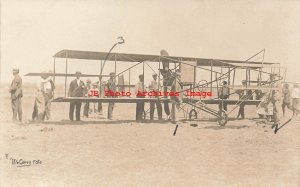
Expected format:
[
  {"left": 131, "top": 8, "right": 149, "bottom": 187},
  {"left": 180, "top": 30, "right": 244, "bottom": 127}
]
[
  {"left": 83, "top": 79, "right": 92, "bottom": 118},
  {"left": 218, "top": 81, "right": 229, "bottom": 111},
  {"left": 68, "top": 71, "right": 85, "bottom": 121},
  {"left": 43, "top": 72, "right": 54, "bottom": 120},
  {"left": 135, "top": 74, "right": 145, "bottom": 120},
  {"left": 106, "top": 72, "right": 116, "bottom": 119},
  {"left": 10, "top": 69, "right": 23, "bottom": 122},
  {"left": 32, "top": 72, "right": 50, "bottom": 122},
  {"left": 160, "top": 49, "right": 171, "bottom": 120},
  {"left": 236, "top": 80, "right": 247, "bottom": 119},
  {"left": 149, "top": 73, "right": 162, "bottom": 120},
  {"left": 97, "top": 80, "right": 103, "bottom": 115},
  {"left": 170, "top": 71, "right": 182, "bottom": 124},
  {"left": 282, "top": 83, "right": 292, "bottom": 116},
  {"left": 291, "top": 84, "right": 300, "bottom": 116},
  {"left": 269, "top": 74, "right": 281, "bottom": 127}
]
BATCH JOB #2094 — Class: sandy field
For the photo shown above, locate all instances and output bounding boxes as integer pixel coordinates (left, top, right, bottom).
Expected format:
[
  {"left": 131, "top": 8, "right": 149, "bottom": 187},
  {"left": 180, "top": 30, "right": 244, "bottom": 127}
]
[{"left": 0, "top": 85, "right": 300, "bottom": 187}]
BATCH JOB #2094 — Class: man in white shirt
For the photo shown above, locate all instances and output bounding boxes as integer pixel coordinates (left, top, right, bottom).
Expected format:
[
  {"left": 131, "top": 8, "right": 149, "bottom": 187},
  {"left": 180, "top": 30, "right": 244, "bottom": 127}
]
[
  {"left": 43, "top": 73, "right": 54, "bottom": 120},
  {"left": 291, "top": 84, "right": 300, "bottom": 116},
  {"left": 149, "top": 73, "right": 162, "bottom": 120},
  {"left": 135, "top": 74, "right": 145, "bottom": 120},
  {"left": 32, "top": 72, "right": 49, "bottom": 122}
]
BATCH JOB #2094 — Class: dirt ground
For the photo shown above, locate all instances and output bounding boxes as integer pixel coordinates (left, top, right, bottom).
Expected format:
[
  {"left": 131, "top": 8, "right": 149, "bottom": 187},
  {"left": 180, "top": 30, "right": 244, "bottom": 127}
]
[{"left": 0, "top": 86, "right": 300, "bottom": 187}]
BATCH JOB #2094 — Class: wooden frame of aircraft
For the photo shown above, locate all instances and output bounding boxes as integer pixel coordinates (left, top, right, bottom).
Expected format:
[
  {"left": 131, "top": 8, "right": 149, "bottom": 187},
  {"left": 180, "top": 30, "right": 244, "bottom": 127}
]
[{"left": 25, "top": 49, "right": 285, "bottom": 126}]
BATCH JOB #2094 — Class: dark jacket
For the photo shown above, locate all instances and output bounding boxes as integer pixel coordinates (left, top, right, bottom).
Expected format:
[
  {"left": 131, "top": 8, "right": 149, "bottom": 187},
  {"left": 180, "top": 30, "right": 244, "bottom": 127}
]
[
  {"left": 219, "top": 85, "right": 229, "bottom": 99},
  {"left": 106, "top": 79, "right": 116, "bottom": 98},
  {"left": 68, "top": 79, "right": 85, "bottom": 97}
]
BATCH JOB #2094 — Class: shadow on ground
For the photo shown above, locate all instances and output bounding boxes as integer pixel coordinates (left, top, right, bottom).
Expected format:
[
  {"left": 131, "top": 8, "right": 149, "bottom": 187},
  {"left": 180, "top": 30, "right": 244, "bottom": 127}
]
[{"left": 22, "top": 119, "right": 174, "bottom": 126}]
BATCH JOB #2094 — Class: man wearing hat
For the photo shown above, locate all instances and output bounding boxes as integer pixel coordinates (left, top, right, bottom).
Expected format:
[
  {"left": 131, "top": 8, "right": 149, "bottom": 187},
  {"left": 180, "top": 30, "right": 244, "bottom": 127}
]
[
  {"left": 106, "top": 72, "right": 116, "bottom": 119},
  {"left": 43, "top": 71, "right": 55, "bottom": 120},
  {"left": 170, "top": 70, "right": 182, "bottom": 123},
  {"left": 236, "top": 80, "right": 247, "bottom": 119},
  {"left": 10, "top": 69, "right": 23, "bottom": 121},
  {"left": 148, "top": 73, "right": 162, "bottom": 120},
  {"left": 291, "top": 83, "right": 300, "bottom": 116},
  {"left": 160, "top": 49, "right": 171, "bottom": 120},
  {"left": 83, "top": 79, "right": 92, "bottom": 118},
  {"left": 218, "top": 80, "right": 229, "bottom": 111},
  {"left": 68, "top": 71, "right": 85, "bottom": 121},
  {"left": 268, "top": 73, "right": 282, "bottom": 128},
  {"left": 135, "top": 74, "right": 146, "bottom": 120}
]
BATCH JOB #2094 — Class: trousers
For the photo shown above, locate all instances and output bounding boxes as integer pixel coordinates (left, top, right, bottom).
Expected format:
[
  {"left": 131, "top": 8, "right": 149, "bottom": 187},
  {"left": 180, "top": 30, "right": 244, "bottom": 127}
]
[
  {"left": 136, "top": 96, "right": 145, "bottom": 120},
  {"left": 272, "top": 100, "right": 281, "bottom": 123},
  {"left": 237, "top": 103, "right": 245, "bottom": 118},
  {"left": 83, "top": 102, "right": 90, "bottom": 117},
  {"left": 108, "top": 102, "right": 114, "bottom": 119},
  {"left": 69, "top": 102, "right": 82, "bottom": 121},
  {"left": 12, "top": 98, "right": 22, "bottom": 121},
  {"left": 98, "top": 102, "right": 102, "bottom": 113},
  {"left": 292, "top": 98, "right": 300, "bottom": 115},
  {"left": 163, "top": 86, "right": 170, "bottom": 116},
  {"left": 219, "top": 95, "right": 228, "bottom": 111},
  {"left": 150, "top": 100, "right": 162, "bottom": 120},
  {"left": 44, "top": 93, "right": 52, "bottom": 120}
]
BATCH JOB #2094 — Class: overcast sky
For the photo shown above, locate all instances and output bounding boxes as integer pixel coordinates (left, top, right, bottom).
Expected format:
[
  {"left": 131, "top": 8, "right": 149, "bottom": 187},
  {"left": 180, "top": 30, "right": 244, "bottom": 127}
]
[{"left": 1, "top": 0, "right": 300, "bottom": 84}]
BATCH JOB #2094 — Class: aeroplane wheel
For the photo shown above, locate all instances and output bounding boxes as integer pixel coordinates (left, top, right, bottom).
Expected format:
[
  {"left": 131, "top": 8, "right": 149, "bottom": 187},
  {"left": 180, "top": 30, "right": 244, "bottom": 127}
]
[
  {"left": 189, "top": 109, "right": 198, "bottom": 120},
  {"left": 217, "top": 110, "right": 228, "bottom": 126}
]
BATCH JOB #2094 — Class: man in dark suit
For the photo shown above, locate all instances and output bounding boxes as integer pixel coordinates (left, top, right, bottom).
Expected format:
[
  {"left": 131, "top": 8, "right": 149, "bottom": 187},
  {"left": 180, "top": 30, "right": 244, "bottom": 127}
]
[
  {"left": 68, "top": 71, "right": 85, "bottom": 121},
  {"left": 218, "top": 81, "right": 229, "bottom": 111}
]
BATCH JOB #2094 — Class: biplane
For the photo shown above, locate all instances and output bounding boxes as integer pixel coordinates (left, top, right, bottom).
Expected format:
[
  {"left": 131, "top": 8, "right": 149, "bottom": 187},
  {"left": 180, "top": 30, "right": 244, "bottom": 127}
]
[{"left": 25, "top": 48, "right": 285, "bottom": 126}]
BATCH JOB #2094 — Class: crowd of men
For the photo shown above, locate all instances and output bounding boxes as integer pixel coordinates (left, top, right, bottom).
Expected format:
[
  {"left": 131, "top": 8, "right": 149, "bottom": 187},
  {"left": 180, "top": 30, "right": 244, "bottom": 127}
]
[
  {"left": 217, "top": 74, "right": 300, "bottom": 127},
  {"left": 66, "top": 70, "right": 182, "bottom": 123},
  {"left": 9, "top": 68, "right": 300, "bottom": 126}
]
